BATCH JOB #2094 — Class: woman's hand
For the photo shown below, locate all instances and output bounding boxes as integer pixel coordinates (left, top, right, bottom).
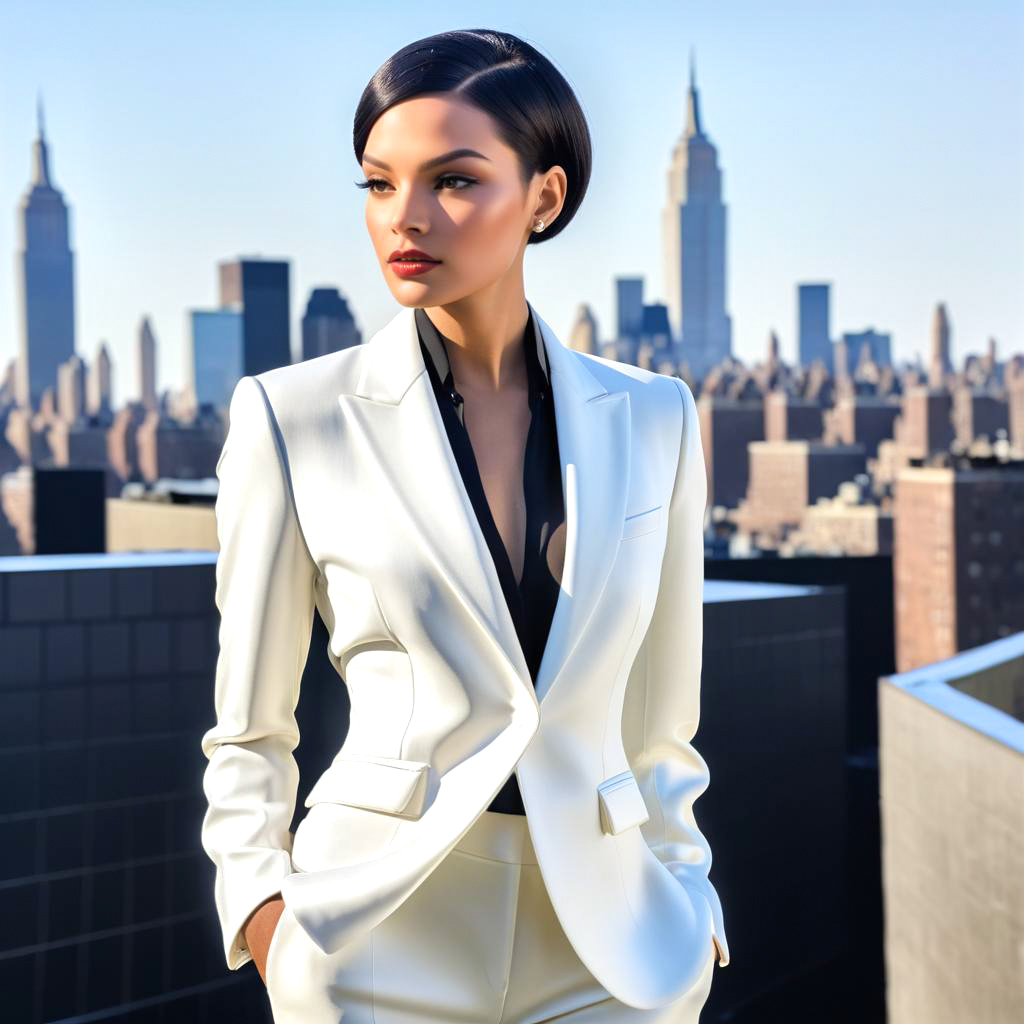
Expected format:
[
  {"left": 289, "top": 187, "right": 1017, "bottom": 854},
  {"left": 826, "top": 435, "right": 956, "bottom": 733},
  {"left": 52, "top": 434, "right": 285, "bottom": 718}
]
[{"left": 243, "top": 893, "right": 287, "bottom": 986}]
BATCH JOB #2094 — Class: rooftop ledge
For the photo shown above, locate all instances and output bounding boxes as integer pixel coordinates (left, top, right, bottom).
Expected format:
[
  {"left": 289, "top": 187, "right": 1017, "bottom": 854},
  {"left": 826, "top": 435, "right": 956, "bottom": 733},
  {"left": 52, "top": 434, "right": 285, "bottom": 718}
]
[
  {"left": 0, "top": 553, "right": 823, "bottom": 606},
  {"left": 882, "top": 631, "right": 1024, "bottom": 754},
  {"left": 0, "top": 551, "right": 219, "bottom": 572}
]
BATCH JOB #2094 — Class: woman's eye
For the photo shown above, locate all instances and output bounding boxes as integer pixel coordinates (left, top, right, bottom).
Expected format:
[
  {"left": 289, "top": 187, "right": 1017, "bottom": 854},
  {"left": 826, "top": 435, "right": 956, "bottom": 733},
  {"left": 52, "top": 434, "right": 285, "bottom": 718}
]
[
  {"left": 437, "top": 174, "right": 475, "bottom": 190},
  {"left": 354, "top": 177, "right": 390, "bottom": 192},
  {"left": 355, "top": 174, "right": 475, "bottom": 193}
]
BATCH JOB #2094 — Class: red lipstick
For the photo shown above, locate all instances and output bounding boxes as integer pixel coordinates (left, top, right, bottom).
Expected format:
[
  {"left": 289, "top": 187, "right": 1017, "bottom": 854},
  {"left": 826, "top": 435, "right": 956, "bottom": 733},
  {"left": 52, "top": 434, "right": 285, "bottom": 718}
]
[{"left": 388, "top": 248, "right": 442, "bottom": 278}]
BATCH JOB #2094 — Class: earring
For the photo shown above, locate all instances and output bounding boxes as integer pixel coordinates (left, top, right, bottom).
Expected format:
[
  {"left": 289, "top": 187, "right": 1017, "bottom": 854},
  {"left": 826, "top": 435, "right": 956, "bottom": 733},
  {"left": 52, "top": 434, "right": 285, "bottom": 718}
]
[{"left": 533, "top": 218, "right": 545, "bottom": 232}]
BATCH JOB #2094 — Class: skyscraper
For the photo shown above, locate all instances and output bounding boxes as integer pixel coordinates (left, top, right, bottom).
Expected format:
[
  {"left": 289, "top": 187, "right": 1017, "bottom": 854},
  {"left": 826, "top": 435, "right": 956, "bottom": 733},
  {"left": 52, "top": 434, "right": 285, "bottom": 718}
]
[
  {"left": 86, "top": 341, "right": 113, "bottom": 418},
  {"left": 661, "top": 51, "right": 731, "bottom": 379},
  {"left": 929, "top": 302, "right": 953, "bottom": 388},
  {"left": 842, "top": 328, "right": 893, "bottom": 370},
  {"left": 136, "top": 316, "right": 158, "bottom": 410},
  {"left": 56, "top": 352, "right": 86, "bottom": 425},
  {"left": 218, "top": 257, "right": 291, "bottom": 375},
  {"left": 300, "top": 287, "right": 361, "bottom": 360},
  {"left": 615, "top": 277, "right": 645, "bottom": 347},
  {"left": 568, "top": 303, "right": 599, "bottom": 355},
  {"left": 798, "top": 283, "right": 832, "bottom": 372},
  {"left": 188, "top": 308, "right": 244, "bottom": 414},
  {"left": 16, "top": 97, "right": 76, "bottom": 411}
]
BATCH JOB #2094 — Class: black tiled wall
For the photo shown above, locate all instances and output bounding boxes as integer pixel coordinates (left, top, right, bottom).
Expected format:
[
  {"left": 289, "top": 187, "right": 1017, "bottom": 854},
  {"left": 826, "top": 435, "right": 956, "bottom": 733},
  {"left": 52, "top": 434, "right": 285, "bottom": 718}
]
[{"left": 0, "top": 561, "right": 273, "bottom": 1023}]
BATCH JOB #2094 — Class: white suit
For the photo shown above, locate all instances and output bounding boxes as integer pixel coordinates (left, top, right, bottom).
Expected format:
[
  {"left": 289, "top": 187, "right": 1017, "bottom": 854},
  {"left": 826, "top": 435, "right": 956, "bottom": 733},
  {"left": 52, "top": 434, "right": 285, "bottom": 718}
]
[{"left": 200, "top": 302, "right": 730, "bottom": 1014}]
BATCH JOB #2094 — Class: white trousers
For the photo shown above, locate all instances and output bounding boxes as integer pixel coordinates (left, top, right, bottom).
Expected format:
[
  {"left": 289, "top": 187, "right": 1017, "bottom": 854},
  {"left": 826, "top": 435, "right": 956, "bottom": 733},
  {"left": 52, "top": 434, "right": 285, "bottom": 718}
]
[{"left": 264, "top": 810, "right": 717, "bottom": 1023}]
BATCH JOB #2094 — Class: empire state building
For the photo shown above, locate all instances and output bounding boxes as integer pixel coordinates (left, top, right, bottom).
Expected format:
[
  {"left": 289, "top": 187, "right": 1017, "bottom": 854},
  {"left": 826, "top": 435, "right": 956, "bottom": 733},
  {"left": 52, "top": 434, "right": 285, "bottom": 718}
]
[
  {"left": 17, "top": 97, "right": 76, "bottom": 411},
  {"left": 661, "top": 53, "right": 732, "bottom": 379}
]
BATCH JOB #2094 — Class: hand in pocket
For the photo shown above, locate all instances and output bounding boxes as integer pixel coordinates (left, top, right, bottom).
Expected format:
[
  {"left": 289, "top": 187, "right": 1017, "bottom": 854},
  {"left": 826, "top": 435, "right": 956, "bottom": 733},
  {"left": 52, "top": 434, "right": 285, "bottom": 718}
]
[{"left": 244, "top": 894, "right": 287, "bottom": 986}]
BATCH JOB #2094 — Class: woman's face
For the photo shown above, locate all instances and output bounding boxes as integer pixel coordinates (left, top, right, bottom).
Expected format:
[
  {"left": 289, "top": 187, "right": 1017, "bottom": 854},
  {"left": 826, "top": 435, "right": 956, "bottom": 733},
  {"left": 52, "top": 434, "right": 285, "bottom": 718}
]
[{"left": 359, "top": 93, "right": 564, "bottom": 307}]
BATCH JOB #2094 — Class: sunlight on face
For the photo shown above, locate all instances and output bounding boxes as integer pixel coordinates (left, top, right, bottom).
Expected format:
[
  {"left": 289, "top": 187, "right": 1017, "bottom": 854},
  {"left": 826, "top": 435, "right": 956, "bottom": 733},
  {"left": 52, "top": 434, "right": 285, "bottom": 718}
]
[{"left": 359, "top": 94, "right": 541, "bottom": 306}]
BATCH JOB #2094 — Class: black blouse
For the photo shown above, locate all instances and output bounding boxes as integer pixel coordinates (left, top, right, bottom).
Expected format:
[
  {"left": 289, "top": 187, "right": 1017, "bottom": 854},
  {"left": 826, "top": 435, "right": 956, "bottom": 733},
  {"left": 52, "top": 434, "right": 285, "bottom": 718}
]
[{"left": 415, "top": 305, "right": 565, "bottom": 815}]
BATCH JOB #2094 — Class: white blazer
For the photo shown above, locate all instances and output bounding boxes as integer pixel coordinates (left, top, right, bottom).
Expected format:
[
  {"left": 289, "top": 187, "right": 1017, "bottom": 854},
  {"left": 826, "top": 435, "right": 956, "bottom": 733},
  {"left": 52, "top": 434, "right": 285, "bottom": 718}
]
[{"left": 200, "top": 302, "right": 730, "bottom": 1010}]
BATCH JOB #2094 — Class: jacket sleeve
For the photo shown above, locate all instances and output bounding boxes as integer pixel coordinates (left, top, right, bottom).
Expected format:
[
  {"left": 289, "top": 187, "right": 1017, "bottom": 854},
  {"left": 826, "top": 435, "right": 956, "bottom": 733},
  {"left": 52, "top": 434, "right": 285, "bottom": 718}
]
[
  {"left": 621, "top": 375, "right": 730, "bottom": 968},
  {"left": 200, "top": 375, "right": 318, "bottom": 970}
]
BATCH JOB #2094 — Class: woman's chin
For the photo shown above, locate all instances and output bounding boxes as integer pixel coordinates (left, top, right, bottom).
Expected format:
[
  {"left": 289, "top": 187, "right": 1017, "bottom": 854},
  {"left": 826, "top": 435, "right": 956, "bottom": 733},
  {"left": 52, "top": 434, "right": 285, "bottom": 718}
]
[
  {"left": 388, "top": 279, "right": 439, "bottom": 303},
  {"left": 388, "top": 280, "right": 469, "bottom": 308}
]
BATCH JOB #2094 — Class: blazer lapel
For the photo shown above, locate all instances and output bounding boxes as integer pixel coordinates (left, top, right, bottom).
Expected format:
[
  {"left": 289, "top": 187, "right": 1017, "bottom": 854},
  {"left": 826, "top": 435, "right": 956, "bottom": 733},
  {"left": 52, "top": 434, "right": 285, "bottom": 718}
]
[
  {"left": 531, "top": 307, "right": 631, "bottom": 704},
  {"left": 337, "top": 304, "right": 631, "bottom": 709}
]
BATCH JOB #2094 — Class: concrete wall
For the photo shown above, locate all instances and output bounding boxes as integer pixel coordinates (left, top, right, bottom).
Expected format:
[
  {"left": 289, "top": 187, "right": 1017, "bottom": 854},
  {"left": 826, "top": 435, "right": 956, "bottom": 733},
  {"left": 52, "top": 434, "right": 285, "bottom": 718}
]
[{"left": 880, "top": 633, "right": 1024, "bottom": 1023}]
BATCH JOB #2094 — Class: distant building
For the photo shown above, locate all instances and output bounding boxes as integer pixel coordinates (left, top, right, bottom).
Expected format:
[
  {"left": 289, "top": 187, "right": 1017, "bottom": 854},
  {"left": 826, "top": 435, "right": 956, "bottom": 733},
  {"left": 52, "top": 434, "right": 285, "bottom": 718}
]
[
  {"left": 86, "top": 341, "right": 113, "bottom": 420},
  {"left": 135, "top": 409, "right": 222, "bottom": 483},
  {"left": 136, "top": 316, "right": 158, "bottom": 410},
  {"left": 300, "top": 287, "right": 361, "bottom": 360},
  {"left": 893, "top": 462, "right": 1024, "bottom": 672},
  {"left": 614, "top": 276, "right": 644, "bottom": 349},
  {"left": 787, "top": 476, "right": 893, "bottom": 556},
  {"left": 764, "top": 389, "right": 824, "bottom": 443},
  {"left": 630, "top": 303, "right": 674, "bottom": 370},
  {"left": 567, "top": 303, "right": 599, "bottom": 355},
  {"left": 951, "top": 385, "right": 1009, "bottom": 450},
  {"left": 108, "top": 403, "right": 149, "bottom": 483},
  {"left": 823, "top": 393, "right": 901, "bottom": 461},
  {"left": 929, "top": 302, "right": 954, "bottom": 388},
  {"left": 732, "top": 440, "right": 868, "bottom": 546},
  {"left": 1008, "top": 363, "right": 1024, "bottom": 455},
  {"left": 641, "top": 303, "right": 672, "bottom": 349},
  {"left": 697, "top": 395, "right": 764, "bottom": 510},
  {"left": 218, "top": 257, "right": 291, "bottom": 375},
  {"left": 56, "top": 352, "right": 87, "bottom": 426},
  {"left": 841, "top": 329, "right": 892, "bottom": 370},
  {"left": 893, "top": 386, "right": 955, "bottom": 461},
  {"left": 660, "top": 52, "right": 731, "bottom": 377},
  {"left": 188, "top": 309, "right": 244, "bottom": 415},
  {"left": 16, "top": 98, "right": 76, "bottom": 411},
  {"left": 798, "top": 283, "right": 831, "bottom": 372}
]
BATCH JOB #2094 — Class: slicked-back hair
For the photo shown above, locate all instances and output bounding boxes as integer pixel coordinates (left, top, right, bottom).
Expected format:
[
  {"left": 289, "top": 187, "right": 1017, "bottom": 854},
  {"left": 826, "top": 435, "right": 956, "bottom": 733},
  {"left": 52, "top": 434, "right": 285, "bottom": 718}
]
[{"left": 353, "top": 28, "right": 592, "bottom": 244}]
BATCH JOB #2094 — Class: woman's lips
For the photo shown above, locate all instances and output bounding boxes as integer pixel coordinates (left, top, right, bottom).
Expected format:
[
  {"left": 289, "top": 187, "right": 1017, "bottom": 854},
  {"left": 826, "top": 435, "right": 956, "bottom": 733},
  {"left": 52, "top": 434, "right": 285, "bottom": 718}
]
[{"left": 390, "top": 259, "right": 442, "bottom": 278}]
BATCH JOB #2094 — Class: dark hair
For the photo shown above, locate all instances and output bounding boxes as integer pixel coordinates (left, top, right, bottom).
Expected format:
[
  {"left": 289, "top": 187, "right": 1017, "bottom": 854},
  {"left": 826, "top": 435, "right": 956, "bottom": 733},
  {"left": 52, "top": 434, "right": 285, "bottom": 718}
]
[{"left": 353, "top": 29, "right": 592, "bottom": 244}]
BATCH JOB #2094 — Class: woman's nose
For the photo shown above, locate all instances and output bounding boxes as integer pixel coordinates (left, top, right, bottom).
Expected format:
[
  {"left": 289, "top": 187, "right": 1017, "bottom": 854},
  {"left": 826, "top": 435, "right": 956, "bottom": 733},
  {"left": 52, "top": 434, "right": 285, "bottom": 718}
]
[{"left": 390, "top": 187, "right": 430, "bottom": 236}]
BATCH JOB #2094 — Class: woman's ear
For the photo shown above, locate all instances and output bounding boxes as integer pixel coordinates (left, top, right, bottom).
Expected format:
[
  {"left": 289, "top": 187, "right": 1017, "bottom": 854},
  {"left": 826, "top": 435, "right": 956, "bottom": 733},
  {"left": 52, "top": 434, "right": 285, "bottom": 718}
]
[{"left": 533, "top": 165, "right": 568, "bottom": 234}]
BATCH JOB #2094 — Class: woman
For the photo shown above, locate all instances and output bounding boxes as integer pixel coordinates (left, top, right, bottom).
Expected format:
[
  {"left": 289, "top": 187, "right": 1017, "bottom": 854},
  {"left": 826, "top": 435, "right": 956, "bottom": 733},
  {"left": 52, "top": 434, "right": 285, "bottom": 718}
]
[{"left": 201, "top": 27, "right": 729, "bottom": 1024}]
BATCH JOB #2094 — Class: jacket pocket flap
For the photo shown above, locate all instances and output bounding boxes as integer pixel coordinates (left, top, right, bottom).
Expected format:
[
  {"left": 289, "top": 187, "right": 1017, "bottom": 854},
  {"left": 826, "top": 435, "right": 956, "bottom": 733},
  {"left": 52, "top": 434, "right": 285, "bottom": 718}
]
[
  {"left": 621, "top": 505, "right": 664, "bottom": 540},
  {"left": 597, "top": 770, "right": 650, "bottom": 835},
  {"left": 304, "top": 754, "right": 430, "bottom": 819}
]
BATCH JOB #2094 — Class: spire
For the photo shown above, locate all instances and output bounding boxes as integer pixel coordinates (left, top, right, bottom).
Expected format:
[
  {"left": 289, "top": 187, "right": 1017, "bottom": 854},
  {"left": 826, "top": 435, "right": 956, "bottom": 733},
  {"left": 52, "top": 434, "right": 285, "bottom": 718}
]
[
  {"left": 685, "top": 49, "right": 703, "bottom": 138},
  {"left": 32, "top": 92, "right": 52, "bottom": 187}
]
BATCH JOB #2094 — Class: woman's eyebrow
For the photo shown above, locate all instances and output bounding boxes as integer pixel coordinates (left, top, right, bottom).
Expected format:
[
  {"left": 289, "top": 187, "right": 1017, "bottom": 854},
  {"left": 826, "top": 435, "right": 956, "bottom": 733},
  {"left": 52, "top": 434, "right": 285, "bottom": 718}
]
[{"left": 361, "top": 147, "right": 492, "bottom": 172}]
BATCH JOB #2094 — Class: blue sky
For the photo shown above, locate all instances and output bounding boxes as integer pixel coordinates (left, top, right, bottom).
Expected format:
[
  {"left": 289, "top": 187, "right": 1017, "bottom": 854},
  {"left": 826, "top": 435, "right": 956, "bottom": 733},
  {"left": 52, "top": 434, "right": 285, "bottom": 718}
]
[{"left": 1, "top": 0, "right": 1021, "bottom": 403}]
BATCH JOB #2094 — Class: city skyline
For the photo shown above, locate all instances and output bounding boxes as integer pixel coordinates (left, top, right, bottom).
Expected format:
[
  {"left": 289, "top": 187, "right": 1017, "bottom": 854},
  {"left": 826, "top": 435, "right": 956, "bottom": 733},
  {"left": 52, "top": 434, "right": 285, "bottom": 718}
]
[{"left": 0, "top": 1, "right": 1021, "bottom": 405}]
